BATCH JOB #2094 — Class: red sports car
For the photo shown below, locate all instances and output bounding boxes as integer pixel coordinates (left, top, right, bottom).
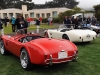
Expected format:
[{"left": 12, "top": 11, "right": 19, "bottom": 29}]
[{"left": 0, "top": 31, "right": 78, "bottom": 70}]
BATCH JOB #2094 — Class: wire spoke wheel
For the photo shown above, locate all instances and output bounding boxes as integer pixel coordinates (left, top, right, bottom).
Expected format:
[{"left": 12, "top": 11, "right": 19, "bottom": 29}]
[
  {"left": 20, "top": 50, "right": 28, "bottom": 68},
  {"left": 0, "top": 40, "right": 9, "bottom": 55},
  {"left": 0, "top": 41, "right": 4, "bottom": 54},
  {"left": 20, "top": 49, "right": 32, "bottom": 70}
]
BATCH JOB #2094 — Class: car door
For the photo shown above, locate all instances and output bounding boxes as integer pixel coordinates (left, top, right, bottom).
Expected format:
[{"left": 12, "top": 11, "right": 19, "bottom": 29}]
[
  {"left": 49, "top": 30, "right": 65, "bottom": 39},
  {"left": 7, "top": 37, "right": 22, "bottom": 56}
]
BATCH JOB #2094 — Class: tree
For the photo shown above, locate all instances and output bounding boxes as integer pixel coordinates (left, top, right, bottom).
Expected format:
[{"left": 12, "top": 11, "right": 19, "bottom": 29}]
[
  {"left": 33, "top": 0, "right": 79, "bottom": 9},
  {"left": 14, "top": 0, "right": 34, "bottom": 10},
  {"left": 94, "top": 4, "right": 100, "bottom": 21},
  {"left": 73, "top": 7, "right": 82, "bottom": 11},
  {"left": 58, "top": 10, "right": 76, "bottom": 23},
  {"left": 0, "top": 0, "right": 6, "bottom": 9},
  {"left": 1, "top": 0, "right": 34, "bottom": 10},
  {"left": 54, "top": 0, "right": 79, "bottom": 8},
  {"left": 45, "top": 0, "right": 79, "bottom": 8}
]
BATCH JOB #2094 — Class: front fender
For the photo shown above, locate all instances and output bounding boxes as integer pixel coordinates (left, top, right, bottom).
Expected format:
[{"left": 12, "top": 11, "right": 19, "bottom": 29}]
[{"left": 0, "top": 36, "right": 9, "bottom": 50}]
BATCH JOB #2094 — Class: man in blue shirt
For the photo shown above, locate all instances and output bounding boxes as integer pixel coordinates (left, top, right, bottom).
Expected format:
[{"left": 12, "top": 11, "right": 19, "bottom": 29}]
[{"left": 11, "top": 16, "right": 16, "bottom": 32}]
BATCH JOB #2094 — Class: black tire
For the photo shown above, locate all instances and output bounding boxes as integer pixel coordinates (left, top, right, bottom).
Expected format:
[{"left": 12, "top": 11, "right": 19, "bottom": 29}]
[
  {"left": 0, "top": 40, "right": 9, "bottom": 55},
  {"left": 20, "top": 48, "right": 33, "bottom": 71},
  {"left": 62, "top": 34, "right": 69, "bottom": 40},
  {"left": 86, "top": 41, "right": 91, "bottom": 43}
]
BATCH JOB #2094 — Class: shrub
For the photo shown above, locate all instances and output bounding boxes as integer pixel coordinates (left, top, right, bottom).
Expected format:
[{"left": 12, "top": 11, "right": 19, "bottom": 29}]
[
  {"left": 58, "top": 10, "right": 76, "bottom": 23},
  {"left": 42, "top": 18, "right": 48, "bottom": 23},
  {"left": 52, "top": 18, "right": 59, "bottom": 23}
]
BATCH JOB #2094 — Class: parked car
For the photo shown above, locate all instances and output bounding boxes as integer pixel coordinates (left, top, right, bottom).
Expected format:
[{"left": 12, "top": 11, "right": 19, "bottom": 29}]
[
  {"left": 44, "top": 25, "right": 97, "bottom": 42},
  {"left": 0, "top": 29, "right": 78, "bottom": 70},
  {"left": 81, "top": 23, "right": 100, "bottom": 34}
]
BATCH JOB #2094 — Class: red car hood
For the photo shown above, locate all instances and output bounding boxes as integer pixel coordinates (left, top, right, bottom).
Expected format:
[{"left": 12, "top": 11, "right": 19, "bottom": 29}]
[{"left": 29, "top": 38, "right": 77, "bottom": 54}]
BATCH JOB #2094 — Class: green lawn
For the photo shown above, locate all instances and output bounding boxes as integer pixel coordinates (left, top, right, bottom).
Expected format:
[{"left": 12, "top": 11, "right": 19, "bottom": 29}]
[
  {"left": 0, "top": 24, "right": 100, "bottom": 75},
  {"left": 4, "top": 24, "right": 57, "bottom": 34}
]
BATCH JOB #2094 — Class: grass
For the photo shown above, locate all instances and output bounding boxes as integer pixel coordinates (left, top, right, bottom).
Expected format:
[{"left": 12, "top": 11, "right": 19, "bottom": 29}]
[
  {"left": 0, "top": 24, "right": 100, "bottom": 75},
  {"left": 3, "top": 24, "right": 57, "bottom": 34}
]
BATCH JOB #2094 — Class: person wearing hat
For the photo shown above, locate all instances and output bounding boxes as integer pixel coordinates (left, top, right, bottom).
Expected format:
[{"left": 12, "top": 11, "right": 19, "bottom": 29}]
[{"left": 11, "top": 16, "right": 16, "bottom": 32}]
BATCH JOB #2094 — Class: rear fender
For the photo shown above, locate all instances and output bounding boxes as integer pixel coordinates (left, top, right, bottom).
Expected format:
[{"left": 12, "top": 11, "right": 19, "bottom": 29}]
[{"left": 21, "top": 44, "right": 50, "bottom": 64}]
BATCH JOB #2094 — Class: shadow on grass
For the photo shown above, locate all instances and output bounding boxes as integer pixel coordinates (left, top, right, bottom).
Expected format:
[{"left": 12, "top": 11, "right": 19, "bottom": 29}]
[
  {"left": 2, "top": 53, "right": 78, "bottom": 74},
  {"left": 73, "top": 40, "right": 98, "bottom": 46},
  {"left": 29, "top": 62, "right": 79, "bottom": 75}
]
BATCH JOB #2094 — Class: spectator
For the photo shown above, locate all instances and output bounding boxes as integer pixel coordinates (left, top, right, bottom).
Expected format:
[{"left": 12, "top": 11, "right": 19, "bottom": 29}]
[
  {"left": 63, "top": 16, "right": 71, "bottom": 28},
  {"left": 26, "top": 17, "right": 31, "bottom": 26},
  {"left": 11, "top": 16, "right": 16, "bottom": 32},
  {"left": 71, "top": 16, "right": 74, "bottom": 23},
  {"left": 0, "top": 17, "right": 4, "bottom": 35},
  {"left": 30, "top": 18, "right": 34, "bottom": 25},
  {"left": 72, "top": 16, "right": 79, "bottom": 29},
  {"left": 63, "top": 16, "right": 67, "bottom": 24},
  {"left": 16, "top": 15, "right": 28, "bottom": 34},
  {"left": 36, "top": 18, "right": 40, "bottom": 33},
  {"left": 4, "top": 17, "right": 8, "bottom": 27},
  {"left": 7, "top": 17, "right": 9, "bottom": 26},
  {"left": 78, "top": 16, "right": 83, "bottom": 23},
  {"left": 39, "top": 17, "right": 42, "bottom": 24},
  {"left": 86, "top": 16, "right": 91, "bottom": 24},
  {"left": 15, "top": 15, "right": 20, "bottom": 30},
  {"left": 47, "top": 16, "right": 52, "bottom": 25},
  {"left": 91, "top": 16, "right": 97, "bottom": 25},
  {"left": 83, "top": 17, "right": 86, "bottom": 24}
]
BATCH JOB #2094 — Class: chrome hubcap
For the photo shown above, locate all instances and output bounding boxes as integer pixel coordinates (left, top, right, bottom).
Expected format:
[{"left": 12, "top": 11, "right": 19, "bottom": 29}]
[
  {"left": 0, "top": 42, "right": 4, "bottom": 54},
  {"left": 20, "top": 50, "right": 28, "bottom": 68}
]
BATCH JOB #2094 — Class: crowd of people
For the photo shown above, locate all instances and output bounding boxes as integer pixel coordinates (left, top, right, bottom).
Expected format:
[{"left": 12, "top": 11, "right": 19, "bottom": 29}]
[
  {"left": 0, "top": 14, "right": 98, "bottom": 35},
  {"left": 0, "top": 15, "right": 29, "bottom": 35},
  {"left": 63, "top": 15, "right": 97, "bottom": 29},
  {"left": 0, "top": 15, "right": 43, "bottom": 35}
]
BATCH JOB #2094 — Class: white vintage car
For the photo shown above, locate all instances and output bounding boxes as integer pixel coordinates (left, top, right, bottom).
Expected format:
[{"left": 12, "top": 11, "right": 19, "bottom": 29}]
[{"left": 44, "top": 25, "right": 97, "bottom": 42}]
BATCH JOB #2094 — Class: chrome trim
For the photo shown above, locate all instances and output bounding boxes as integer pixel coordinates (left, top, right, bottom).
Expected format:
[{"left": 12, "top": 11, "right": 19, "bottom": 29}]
[
  {"left": 45, "top": 57, "right": 77, "bottom": 64},
  {"left": 44, "top": 51, "right": 78, "bottom": 65},
  {"left": 49, "top": 54, "right": 52, "bottom": 65},
  {"left": 61, "top": 50, "right": 65, "bottom": 52}
]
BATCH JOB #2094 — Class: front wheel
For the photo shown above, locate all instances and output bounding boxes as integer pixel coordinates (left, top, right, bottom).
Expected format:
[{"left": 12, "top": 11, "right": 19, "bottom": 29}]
[
  {"left": 62, "top": 34, "right": 69, "bottom": 40},
  {"left": 0, "top": 40, "right": 9, "bottom": 55},
  {"left": 20, "top": 48, "right": 32, "bottom": 70}
]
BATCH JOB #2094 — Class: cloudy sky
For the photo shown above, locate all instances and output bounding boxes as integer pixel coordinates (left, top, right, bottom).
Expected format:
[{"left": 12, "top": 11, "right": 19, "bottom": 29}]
[{"left": 32, "top": 0, "right": 100, "bottom": 8}]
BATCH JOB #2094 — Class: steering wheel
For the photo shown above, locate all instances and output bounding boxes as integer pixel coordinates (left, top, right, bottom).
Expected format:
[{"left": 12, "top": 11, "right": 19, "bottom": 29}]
[{"left": 22, "top": 38, "right": 28, "bottom": 43}]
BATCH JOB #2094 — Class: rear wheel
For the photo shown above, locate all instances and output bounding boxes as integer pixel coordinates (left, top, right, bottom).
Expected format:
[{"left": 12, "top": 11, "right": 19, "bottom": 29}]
[
  {"left": 62, "top": 34, "right": 69, "bottom": 40},
  {"left": 0, "top": 40, "right": 9, "bottom": 55},
  {"left": 20, "top": 48, "right": 32, "bottom": 70}
]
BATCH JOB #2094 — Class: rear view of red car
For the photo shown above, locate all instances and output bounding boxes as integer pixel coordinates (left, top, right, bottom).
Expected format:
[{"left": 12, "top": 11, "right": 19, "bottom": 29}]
[{"left": 0, "top": 33, "right": 78, "bottom": 71}]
